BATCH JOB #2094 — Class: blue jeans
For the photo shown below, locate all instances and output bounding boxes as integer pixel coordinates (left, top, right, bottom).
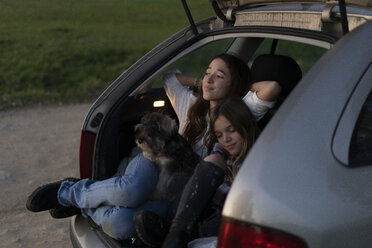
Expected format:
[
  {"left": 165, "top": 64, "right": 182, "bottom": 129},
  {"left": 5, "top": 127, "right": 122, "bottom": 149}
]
[{"left": 57, "top": 153, "right": 168, "bottom": 240}]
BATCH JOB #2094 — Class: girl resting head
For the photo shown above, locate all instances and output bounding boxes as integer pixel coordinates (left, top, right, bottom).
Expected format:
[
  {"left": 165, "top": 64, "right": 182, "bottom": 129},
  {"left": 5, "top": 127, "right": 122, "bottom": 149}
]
[{"left": 206, "top": 97, "right": 260, "bottom": 181}]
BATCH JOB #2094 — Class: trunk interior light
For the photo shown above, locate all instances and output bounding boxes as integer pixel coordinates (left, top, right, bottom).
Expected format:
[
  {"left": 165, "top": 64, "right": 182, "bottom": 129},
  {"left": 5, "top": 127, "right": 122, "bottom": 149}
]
[
  {"left": 217, "top": 218, "right": 307, "bottom": 248},
  {"left": 79, "top": 131, "right": 96, "bottom": 179},
  {"left": 153, "top": 100, "right": 165, "bottom": 108}
]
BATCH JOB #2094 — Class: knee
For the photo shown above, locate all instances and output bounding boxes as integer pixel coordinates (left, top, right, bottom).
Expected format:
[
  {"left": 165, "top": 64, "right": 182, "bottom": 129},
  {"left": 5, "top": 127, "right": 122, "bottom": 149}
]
[
  {"left": 198, "top": 159, "right": 226, "bottom": 175},
  {"left": 203, "top": 154, "right": 226, "bottom": 171},
  {"left": 113, "top": 177, "right": 150, "bottom": 207},
  {"left": 194, "top": 160, "right": 226, "bottom": 188}
]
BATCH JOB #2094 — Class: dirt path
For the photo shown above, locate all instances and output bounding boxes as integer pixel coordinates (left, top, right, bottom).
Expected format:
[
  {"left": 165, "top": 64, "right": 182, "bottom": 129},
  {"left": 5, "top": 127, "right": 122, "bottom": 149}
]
[{"left": 0, "top": 103, "right": 92, "bottom": 248}]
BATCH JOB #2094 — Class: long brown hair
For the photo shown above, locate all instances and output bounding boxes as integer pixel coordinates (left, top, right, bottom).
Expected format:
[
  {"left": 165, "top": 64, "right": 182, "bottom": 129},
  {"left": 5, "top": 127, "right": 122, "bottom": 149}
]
[
  {"left": 182, "top": 53, "right": 251, "bottom": 146},
  {"left": 205, "top": 97, "right": 260, "bottom": 180}
]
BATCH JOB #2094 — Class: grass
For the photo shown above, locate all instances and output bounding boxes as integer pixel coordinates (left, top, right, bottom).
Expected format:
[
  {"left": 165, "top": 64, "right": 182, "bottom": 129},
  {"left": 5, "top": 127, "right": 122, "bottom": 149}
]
[
  {"left": 0, "top": 0, "right": 327, "bottom": 110},
  {"left": 0, "top": 0, "right": 214, "bottom": 109}
]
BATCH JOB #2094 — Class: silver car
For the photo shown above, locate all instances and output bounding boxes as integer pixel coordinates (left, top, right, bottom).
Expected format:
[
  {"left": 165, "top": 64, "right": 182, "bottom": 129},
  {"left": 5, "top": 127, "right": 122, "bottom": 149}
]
[{"left": 70, "top": 0, "right": 372, "bottom": 247}]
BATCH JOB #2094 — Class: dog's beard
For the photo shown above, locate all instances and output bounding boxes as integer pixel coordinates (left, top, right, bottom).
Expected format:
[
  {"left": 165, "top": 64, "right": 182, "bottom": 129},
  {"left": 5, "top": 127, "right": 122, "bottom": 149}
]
[
  {"left": 136, "top": 138, "right": 174, "bottom": 167},
  {"left": 136, "top": 141, "right": 152, "bottom": 159}
]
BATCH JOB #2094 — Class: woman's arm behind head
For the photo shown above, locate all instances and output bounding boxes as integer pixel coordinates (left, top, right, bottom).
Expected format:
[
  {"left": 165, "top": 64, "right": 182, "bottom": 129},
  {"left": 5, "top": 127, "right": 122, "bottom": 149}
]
[{"left": 250, "top": 80, "right": 281, "bottom": 102}]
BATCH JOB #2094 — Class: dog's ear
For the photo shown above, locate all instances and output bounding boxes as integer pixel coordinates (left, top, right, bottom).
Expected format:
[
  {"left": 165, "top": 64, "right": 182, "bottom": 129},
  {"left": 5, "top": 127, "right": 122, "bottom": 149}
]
[
  {"left": 161, "top": 115, "right": 178, "bottom": 134},
  {"left": 169, "top": 118, "right": 178, "bottom": 133}
]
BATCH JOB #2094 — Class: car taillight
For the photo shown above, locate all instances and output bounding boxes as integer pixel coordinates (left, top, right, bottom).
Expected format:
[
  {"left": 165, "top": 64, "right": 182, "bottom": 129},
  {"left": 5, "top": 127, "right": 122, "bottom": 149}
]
[
  {"left": 217, "top": 217, "right": 307, "bottom": 248},
  {"left": 79, "top": 131, "right": 96, "bottom": 179}
]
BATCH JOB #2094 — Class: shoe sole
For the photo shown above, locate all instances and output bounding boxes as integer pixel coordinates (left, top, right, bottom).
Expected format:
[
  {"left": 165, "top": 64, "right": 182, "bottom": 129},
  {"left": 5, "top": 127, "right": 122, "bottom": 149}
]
[{"left": 49, "top": 206, "right": 81, "bottom": 219}]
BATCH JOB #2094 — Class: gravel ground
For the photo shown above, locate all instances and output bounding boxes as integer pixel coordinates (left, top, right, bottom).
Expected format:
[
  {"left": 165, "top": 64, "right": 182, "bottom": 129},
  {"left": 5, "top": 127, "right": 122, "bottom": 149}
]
[{"left": 0, "top": 103, "right": 92, "bottom": 248}]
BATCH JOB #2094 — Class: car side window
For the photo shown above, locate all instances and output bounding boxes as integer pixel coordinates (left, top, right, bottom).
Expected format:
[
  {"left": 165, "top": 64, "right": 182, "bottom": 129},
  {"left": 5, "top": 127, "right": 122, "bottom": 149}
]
[
  {"left": 349, "top": 90, "right": 372, "bottom": 166},
  {"left": 249, "top": 39, "right": 327, "bottom": 75}
]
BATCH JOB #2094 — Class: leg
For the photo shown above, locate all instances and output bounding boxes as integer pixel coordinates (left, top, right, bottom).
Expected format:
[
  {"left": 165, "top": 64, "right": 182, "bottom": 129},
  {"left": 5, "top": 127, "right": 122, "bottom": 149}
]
[
  {"left": 58, "top": 153, "right": 158, "bottom": 208},
  {"left": 27, "top": 153, "right": 158, "bottom": 212},
  {"left": 161, "top": 161, "right": 225, "bottom": 248},
  {"left": 168, "top": 161, "right": 225, "bottom": 236},
  {"left": 83, "top": 200, "right": 168, "bottom": 240}
]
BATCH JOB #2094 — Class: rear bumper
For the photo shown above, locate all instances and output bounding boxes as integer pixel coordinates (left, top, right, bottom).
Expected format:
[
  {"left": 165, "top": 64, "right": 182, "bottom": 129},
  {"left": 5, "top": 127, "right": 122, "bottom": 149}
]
[{"left": 70, "top": 215, "right": 110, "bottom": 248}]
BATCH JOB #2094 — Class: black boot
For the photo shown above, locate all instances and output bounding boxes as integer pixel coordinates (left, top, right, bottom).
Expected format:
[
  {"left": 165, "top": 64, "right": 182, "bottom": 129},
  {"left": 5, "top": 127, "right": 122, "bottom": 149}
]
[
  {"left": 49, "top": 206, "right": 81, "bottom": 219},
  {"left": 162, "top": 161, "right": 225, "bottom": 248},
  {"left": 26, "top": 177, "right": 80, "bottom": 212},
  {"left": 133, "top": 210, "right": 170, "bottom": 247}
]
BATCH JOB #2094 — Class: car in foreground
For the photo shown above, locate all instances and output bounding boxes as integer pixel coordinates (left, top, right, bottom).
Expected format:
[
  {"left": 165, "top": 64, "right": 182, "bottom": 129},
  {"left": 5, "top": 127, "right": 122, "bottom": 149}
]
[{"left": 70, "top": 0, "right": 372, "bottom": 247}]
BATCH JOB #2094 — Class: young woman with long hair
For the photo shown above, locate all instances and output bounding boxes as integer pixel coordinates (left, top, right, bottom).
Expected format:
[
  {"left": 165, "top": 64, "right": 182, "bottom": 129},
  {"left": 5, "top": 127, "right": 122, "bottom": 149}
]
[{"left": 206, "top": 96, "right": 260, "bottom": 182}]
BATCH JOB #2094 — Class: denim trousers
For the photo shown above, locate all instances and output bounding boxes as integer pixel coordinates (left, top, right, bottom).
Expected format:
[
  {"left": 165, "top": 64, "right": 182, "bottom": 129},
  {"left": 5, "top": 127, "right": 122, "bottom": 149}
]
[{"left": 57, "top": 153, "right": 168, "bottom": 240}]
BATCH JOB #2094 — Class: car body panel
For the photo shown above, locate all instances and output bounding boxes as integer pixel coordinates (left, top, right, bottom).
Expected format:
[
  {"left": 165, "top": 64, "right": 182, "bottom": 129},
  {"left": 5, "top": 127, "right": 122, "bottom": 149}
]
[{"left": 222, "top": 21, "right": 372, "bottom": 247}]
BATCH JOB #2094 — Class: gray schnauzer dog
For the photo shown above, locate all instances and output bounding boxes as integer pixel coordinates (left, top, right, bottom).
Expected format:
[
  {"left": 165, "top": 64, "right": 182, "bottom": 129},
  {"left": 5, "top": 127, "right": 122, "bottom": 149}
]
[{"left": 135, "top": 112, "right": 200, "bottom": 203}]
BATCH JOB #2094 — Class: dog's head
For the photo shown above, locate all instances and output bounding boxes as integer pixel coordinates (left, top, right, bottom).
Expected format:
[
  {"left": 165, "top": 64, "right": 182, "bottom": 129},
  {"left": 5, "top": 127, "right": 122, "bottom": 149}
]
[{"left": 135, "top": 112, "right": 178, "bottom": 158}]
